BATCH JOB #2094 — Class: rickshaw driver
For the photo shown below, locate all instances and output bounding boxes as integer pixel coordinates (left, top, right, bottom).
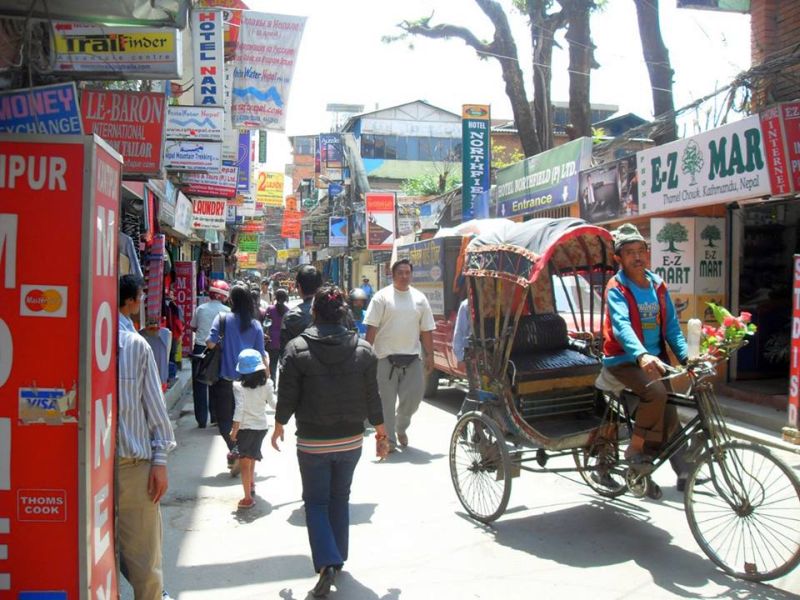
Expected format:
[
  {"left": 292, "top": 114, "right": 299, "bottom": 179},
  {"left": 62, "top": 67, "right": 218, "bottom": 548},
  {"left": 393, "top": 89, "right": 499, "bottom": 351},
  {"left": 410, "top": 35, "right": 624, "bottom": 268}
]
[{"left": 602, "top": 223, "right": 690, "bottom": 481}]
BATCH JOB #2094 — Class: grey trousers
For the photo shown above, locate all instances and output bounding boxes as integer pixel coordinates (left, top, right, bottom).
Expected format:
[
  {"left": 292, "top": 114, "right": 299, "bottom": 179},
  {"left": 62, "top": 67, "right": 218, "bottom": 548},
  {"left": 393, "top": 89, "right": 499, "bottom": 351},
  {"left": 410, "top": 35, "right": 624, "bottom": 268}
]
[{"left": 377, "top": 357, "right": 425, "bottom": 444}]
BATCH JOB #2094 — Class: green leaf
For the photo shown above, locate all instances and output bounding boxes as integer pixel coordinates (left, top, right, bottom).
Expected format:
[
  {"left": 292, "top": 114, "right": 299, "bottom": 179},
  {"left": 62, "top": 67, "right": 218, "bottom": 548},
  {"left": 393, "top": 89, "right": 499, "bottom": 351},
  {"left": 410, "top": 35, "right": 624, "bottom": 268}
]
[{"left": 706, "top": 302, "right": 732, "bottom": 325}]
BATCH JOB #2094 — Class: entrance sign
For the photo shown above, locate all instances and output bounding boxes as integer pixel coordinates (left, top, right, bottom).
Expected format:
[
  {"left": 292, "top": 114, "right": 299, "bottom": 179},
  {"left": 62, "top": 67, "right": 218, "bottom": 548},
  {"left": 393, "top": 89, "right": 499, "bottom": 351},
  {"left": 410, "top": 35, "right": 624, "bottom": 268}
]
[
  {"left": 0, "top": 134, "right": 121, "bottom": 598},
  {"left": 638, "top": 115, "right": 771, "bottom": 215},
  {"left": 0, "top": 83, "right": 83, "bottom": 135}
]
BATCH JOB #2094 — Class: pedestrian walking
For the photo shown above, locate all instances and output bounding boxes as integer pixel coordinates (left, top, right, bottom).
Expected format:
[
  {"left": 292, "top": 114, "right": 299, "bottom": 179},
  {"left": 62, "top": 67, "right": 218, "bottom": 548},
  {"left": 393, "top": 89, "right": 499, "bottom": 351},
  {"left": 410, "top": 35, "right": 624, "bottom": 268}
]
[
  {"left": 272, "top": 286, "right": 388, "bottom": 597},
  {"left": 190, "top": 280, "right": 231, "bottom": 428},
  {"left": 364, "top": 259, "right": 436, "bottom": 450},
  {"left": 206, "top": 285, "right": 268, "bottom": 474},
  {"left": 265, "top": 288, "right": 289, "bottom": 382},
  {"left": 231, "top": 349, "right": 275, "bottom": 510},
  {"left": 360, "top": 276, "right": 373, "bottom": 300},
  {"left": 280, "top": 265, "right": 323, "bottom": 353},
  {"left": 117, "top": 275, "right": 177, "bottom": 600}
]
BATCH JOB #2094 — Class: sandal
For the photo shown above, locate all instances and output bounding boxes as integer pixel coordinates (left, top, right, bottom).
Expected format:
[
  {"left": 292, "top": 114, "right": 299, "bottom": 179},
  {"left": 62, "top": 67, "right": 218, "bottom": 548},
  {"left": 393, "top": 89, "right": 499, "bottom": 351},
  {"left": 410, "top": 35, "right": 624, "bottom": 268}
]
[{"left": 237, "top": 498, "right": 255, "bottom": 510}]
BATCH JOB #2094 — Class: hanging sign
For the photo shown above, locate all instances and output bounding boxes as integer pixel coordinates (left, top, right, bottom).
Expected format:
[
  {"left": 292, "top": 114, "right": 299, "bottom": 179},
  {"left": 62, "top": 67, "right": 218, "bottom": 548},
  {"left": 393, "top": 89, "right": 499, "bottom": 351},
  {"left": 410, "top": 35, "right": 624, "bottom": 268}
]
[
  {"left": 319, "top": 133, "right": 343, "bottom": 169},
  {"left": 787, "top": 255, "right": 800, "bottom": 439},
  {"left": 174, "top": 262, "right": 197, "bottom": 358},
  {"left": 174, "top": 192, "right": 194, "bottom": 236},
  {"left": 51, "top": 22, "right": 182, "bottom": 78},
  {"left": 236, "top": 130, "right": 251, "bottom": 191},
  {"left": 579, "top": 155, "right": 639, "bottom": 224},
  {"left": 329, "top": 216, "right": 348, "bottom": 247},
  {"left": 192, "top": 8, "right": 225, "bottom": 107},
  {"left": 0, "top": 82, "right": 83, "bottom": 135},
  {"left": 163, "top": 140, "right": 222, "bottom": 172},
  {"left": 638, "top": 115, "right": 771, "bottom": 215},
  {"left": 165, "top": 106, "right": 224, "bottom": 141},
  {"left": 182, "top": 164, "right": 237, "bottom": 197},
  {"left": 231, "top": 12, "right": 307, "bottom": 131},
  {"left": 461, "top": 104, "right": 491, "bottom": 220},
  {"left": 237, "top": 193, "right": 257, "bottom": 217},
  {"left": 191, "top": 198, "right": 227, "bottom": 230},
  {"left": 81, "top": 89, "right": 166, "bottom": 177},
  {"left": 256, "top": 171, "right": 284, "bottom": 207},
  {"left": 496, "top": 137, "right": 592, "bottom": 218},
  {"left": 281, "top": 208, "right": 303, "bottom": 239},
  {"left": 366, "top": 192, "right": 396, "bottom": 250}
]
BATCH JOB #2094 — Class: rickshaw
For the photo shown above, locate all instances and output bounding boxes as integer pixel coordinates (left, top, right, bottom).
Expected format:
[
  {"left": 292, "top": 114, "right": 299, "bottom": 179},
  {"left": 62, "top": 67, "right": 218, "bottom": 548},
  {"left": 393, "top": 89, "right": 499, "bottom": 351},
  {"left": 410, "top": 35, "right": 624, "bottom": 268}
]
[{"left": 449, "top": 217, "right": 800, "bottom": 582}]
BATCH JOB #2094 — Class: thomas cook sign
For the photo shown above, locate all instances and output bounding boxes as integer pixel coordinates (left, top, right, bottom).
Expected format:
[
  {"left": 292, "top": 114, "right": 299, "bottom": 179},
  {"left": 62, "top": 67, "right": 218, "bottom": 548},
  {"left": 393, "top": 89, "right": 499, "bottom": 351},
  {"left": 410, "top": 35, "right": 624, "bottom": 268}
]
[{"left": 638, "top": 115, "right": 771, "bottom": 215}]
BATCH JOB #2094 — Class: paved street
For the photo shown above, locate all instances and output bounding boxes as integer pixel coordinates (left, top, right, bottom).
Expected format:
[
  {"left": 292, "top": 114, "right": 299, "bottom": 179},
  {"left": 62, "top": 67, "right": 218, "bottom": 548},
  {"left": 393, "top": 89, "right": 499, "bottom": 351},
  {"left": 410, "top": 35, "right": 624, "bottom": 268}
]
[{"left": 134, "top": 385, "right": 800, "bottom": 600}]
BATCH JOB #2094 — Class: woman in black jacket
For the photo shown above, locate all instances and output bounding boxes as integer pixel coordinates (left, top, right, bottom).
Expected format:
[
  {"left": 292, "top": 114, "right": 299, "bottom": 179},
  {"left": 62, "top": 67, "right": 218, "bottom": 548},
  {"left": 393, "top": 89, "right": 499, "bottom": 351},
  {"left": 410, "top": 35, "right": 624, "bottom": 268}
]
[{"left": 272, "top": 286, "right": 388, "bottom": 598}]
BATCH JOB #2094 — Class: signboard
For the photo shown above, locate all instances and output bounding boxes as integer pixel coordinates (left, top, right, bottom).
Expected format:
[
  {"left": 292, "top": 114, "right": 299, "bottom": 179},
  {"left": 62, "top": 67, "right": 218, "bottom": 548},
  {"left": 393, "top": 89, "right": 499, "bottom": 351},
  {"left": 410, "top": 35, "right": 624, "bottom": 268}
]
[
  {"left": 329, "top": 216, "right": 348, "bottom": 247},
  {"left": 163, "top": 140, "right": 222, "bottom": 172},
  {"left": 637, "top": 115, "right": 771, "bottom": 215},
  {"left": 256, "top": 171, "right": 284, "bottom": 207},
  {"left": 174, "top": 262, "right": 197, "bottom": 358},
  {"left": 780, "top": 103, "right": 800, "bottom": 193},
  {"left": 0, "top": 83, "right": 83, "bottom": 135},
  {"left": 461, "top": 104, "right": 491, "bottom": 220},
  {"left": 694, "top": 217, "right": 725, "bottom": 296},
  {"left": 579, "top": 155, "right": 638, "bottom": 224},
  {"left": 174, "top": 192, "right": 194, "bottom": 236},
  {"left": 191, "top": 198, "right": 227, "bottom": 230},
  {"left": 319, "top": 133, "right": 343, "bottom": 169},
  {"left": 165, "top": 106, "right": 224, "bottom": 141},
  {"left": 366, "top": 192, "right": 396, "bottom": 251},
  {"left": 312, "top": 218, "right": 329, "bottom": 247},
  {"left": 397, "top": 238, "right": 446, "bottom": 314},
  {"left": 651, "top": 217, "right": 696, "bottom": 322},
  {"left": 676, "top": 0, "right": 750, "bottom": 12},
  {"left": 231, "top": 12, "right": 307, "bottom": 130},
  {"left": 0, "top": 134, "right": 121, "bottom": 598},
  {"left": 182, "top": 164, "right": 238, "bottom": 197},
  {"left": 281, "top": 208, "right": 303, "bottom": 239},
  {"left": 236, "top": 131, "right": 251, "bottom": 192},
  {"left": 758, "top": 105, "right": 792, "bottom": 196},
  {"left": 495, "top": 137, "right": 592, "bottom": 219},
  {"left": 81, "top": 89, "right": 166, "bottom": 177},
  {"left": 192, "top": 9, "right": 225, "bottom": 107},
  {"left": 258, "top": 130, "right": 268, "bottom": 163},
  {"left": 238, "top": 233, "right": 259, "bottom": 253},
  {"left": 51, "top": 22, "right": 182, "bottom": 78},
  {"left": 788, "top": 255, "right": 800, "bottom": 437}
]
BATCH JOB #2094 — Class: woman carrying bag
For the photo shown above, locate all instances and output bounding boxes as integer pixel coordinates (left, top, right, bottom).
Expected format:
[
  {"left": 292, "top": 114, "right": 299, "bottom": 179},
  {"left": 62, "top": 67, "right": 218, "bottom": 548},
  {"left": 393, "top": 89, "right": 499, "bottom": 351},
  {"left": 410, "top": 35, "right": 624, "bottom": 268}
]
[
  {"left": 272, "top": 286, "right": 389, "bottom": 598},
  {"left": 207, "top": 285, "right": 268, "bottom": 473}
]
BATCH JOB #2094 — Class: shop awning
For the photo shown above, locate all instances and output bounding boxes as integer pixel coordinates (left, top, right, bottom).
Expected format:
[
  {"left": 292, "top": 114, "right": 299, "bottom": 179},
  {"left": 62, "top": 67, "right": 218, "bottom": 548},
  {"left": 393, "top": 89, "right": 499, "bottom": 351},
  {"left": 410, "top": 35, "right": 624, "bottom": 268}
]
[{"left": 0, "top": 0, "right": 191, "bottom": 28}]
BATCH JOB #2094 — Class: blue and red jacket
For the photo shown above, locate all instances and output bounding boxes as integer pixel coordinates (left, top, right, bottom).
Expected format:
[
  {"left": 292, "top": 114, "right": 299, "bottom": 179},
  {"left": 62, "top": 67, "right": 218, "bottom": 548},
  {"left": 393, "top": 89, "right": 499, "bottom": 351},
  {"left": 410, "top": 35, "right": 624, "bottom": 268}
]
[{"left": 602, "top": 270, "right": 687, "bottom": 367}]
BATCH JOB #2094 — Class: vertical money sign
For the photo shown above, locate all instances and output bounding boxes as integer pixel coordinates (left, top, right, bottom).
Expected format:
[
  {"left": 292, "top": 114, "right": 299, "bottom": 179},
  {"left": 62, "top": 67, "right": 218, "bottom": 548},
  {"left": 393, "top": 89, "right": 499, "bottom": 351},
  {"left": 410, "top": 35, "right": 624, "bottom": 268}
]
[
  {"left": 192, "top": 8, "right": 224, "bottom": 107},
  {"left": 231, "top": 12, "right": 307, "bottom": 131},
  {"left": 461, "top": 104, "right": 491, "bottom": 220}
]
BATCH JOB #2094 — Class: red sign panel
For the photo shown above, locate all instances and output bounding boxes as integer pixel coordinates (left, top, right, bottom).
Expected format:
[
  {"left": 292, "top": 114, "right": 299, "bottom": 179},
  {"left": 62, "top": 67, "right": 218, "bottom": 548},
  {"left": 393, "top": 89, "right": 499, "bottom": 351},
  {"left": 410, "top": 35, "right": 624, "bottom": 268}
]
[
  {"left": 0, "top": 135, "right": 120, "bottom": 597},
  {"left": 781, "top": 102, "right": 800, "bottom": 193},
  {"left": 281, "top": 209, "right": 303, "bottom": 239},
  {"left": 174, "top": 262, "right": 197, "bottom": 358},
  {"left": 760, "top": 106, "right": 792, "bottom": 196},
  {"left": 366, "top": 192, "right": 396, "bottom": 251},
  {"left": 81, "top": 89, "right": 166, "bottom": 177},
  {"left": 789, "top": 255, "right": 800, "bottom": 430}
]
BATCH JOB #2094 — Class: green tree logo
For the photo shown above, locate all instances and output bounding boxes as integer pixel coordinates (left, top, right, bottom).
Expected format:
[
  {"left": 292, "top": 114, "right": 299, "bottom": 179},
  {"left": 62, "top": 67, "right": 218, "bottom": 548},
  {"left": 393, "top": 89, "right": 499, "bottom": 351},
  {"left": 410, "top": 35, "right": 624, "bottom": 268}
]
[
  {"left": 681, "top": 139, "right": 704, "bottom": 185},
  {"left": 656, "top": 221, "right": 689, "bottom": 253},
  {"left": 700, "top": 224, "right": 721, "bottom": 247}
]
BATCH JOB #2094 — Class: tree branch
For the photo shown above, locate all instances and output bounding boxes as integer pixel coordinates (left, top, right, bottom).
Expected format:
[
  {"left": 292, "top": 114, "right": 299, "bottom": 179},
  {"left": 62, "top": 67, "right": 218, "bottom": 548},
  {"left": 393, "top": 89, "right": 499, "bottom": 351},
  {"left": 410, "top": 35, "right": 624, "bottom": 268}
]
[{"left": 398, "top": 21, "right": 495, "bottom": 56}]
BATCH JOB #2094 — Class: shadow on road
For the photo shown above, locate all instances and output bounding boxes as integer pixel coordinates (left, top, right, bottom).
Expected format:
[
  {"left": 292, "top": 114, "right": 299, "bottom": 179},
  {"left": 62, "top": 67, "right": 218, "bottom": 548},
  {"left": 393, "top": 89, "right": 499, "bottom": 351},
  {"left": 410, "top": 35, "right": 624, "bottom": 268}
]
[
  {"left": 486, "top": 499, "right": 795, "bottom": 599},
  {"left": 171, "top": 554, "right": 311, "bottom": 591},
  {"left": 382, "top": 446, "right": 445, "bottom": 465},
  {"left": 287, "top": 503, "right": 378, "bottom": 528},
  {"left": 278, "top": 571, "right": 402, "bottom": 600},
  {"left": 424, "top": 385, "right": 464, "bottom": 417}
]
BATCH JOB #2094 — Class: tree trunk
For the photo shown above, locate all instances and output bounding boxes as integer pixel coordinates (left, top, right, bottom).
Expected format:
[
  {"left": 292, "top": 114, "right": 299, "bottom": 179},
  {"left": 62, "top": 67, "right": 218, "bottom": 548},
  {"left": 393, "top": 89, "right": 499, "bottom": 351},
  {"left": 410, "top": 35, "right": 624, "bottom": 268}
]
[
  {"left": 527, "top": 1, "right": 565, "bottom": 151},
  {"left": 634, "top": 0, "right": 677, "bottom": 144},
  {"left": 563, "top": 0, "right": 594, "bottom": 140}
]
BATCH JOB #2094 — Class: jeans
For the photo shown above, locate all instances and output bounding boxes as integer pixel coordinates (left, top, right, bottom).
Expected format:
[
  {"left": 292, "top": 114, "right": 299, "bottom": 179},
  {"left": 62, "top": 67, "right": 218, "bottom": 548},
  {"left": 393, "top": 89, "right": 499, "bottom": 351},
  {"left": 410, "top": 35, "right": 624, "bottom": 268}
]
[
  {"left": 209, "top": 378, "right": 235, "bottom": 451},
  {"left": 191, "top": 343, "right": 213, "bottom": 426},
  {"left": 297, "top": 447, "right": 362, "bottom": 573}
]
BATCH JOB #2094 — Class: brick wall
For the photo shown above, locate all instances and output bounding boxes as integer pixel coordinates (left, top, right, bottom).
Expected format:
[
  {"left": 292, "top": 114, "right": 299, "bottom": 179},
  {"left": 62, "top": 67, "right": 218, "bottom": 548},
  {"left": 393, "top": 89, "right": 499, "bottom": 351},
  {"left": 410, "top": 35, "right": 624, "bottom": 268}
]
[{"left": 751, "top": 0, "right": 800, "bottom": 109}]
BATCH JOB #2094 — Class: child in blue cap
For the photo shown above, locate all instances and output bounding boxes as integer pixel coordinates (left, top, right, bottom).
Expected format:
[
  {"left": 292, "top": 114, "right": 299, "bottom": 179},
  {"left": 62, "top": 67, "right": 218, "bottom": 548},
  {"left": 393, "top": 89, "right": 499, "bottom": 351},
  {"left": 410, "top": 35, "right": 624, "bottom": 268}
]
[{"left": 231, "top": 348, "right": 274, "bottom": 509}]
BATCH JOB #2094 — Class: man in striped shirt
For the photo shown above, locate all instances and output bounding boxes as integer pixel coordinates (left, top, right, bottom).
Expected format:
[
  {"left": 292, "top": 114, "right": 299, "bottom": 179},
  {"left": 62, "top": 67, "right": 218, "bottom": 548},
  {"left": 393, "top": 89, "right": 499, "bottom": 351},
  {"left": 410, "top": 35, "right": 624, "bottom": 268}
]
[{"left": 118, "top": 275, "right": 177, "bottom": 600}]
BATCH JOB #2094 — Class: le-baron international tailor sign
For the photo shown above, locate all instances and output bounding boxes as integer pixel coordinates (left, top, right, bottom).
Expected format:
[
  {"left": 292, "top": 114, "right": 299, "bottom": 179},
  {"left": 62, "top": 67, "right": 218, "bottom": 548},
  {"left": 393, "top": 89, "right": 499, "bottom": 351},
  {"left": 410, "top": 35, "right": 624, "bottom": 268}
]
[
  {"left": 495, "top": 137, "right": 592, "bottom": 218},
  {"left": 51, "top": 22, "right": 182, "bottom": 78},
  {"left": 637, "top": 115, "right": 771, "bottom": 214}
]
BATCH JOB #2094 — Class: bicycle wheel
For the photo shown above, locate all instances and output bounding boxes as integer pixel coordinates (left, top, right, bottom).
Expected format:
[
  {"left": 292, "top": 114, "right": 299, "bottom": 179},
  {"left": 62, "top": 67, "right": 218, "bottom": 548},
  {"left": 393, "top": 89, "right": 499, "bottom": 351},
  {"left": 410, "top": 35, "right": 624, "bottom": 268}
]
[
  {"left": 573, "top": 394, "right": 629, "bottom": 498},
  {"left": 684, "top": 441, "right": 800, "bottom": 581},
  {"left": 449, "top": 411, "right": 512, "bottom": 523}
]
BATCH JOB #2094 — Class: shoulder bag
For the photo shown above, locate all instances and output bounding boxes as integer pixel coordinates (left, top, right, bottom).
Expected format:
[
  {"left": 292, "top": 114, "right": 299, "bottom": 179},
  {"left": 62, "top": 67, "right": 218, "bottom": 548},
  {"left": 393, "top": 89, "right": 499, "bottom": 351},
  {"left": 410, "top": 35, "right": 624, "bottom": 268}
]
[{"left": 196, "top": 314, "right": 227, "bottom": 386}]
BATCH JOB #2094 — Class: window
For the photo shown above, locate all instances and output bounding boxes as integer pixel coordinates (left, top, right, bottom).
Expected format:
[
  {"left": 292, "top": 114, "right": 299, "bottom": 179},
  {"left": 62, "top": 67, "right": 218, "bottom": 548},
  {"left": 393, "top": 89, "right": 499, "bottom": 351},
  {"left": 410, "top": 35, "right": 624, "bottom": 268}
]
[
  {"left": 293, "top": 136, "right": 315, "bottom": 156},
  {"left": 361, "top": 134, "right": 375, "bottom": 158}
]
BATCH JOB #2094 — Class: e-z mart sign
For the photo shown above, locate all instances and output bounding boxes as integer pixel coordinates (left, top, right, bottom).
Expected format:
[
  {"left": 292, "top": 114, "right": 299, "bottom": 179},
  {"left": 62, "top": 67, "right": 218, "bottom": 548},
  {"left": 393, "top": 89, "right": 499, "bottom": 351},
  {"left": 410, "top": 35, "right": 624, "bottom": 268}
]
[{"left": 0, "top": 135, "right": 120, "bottom": 598}]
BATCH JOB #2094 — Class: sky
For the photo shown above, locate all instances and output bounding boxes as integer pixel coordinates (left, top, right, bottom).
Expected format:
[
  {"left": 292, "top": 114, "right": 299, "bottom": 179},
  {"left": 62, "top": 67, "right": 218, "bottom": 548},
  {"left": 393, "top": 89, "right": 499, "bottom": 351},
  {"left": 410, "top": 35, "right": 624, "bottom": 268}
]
[{"left": 249, "top": 0, "right": 752, "bottom": 174}]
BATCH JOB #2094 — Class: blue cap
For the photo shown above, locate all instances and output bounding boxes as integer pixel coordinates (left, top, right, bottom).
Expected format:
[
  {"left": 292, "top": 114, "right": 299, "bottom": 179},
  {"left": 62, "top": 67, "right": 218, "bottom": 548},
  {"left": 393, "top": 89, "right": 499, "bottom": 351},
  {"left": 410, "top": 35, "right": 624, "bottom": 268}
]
[{"left": 236, "top": 349, "right": 266, "bottom": 375}]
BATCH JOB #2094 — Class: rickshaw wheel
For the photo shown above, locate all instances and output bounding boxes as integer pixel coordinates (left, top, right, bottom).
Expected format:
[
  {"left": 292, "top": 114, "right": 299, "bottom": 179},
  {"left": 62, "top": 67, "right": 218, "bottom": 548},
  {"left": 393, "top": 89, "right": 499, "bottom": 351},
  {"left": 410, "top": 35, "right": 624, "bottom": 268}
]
[
  {"left": 684, "top": 441, "right": 800, "bottom": 582},
  {"left": 449, "top": 411, "right": 512, "bottom": 523},
  {"left": 572, "top": 402, "right": 628, "bottom": 498}
]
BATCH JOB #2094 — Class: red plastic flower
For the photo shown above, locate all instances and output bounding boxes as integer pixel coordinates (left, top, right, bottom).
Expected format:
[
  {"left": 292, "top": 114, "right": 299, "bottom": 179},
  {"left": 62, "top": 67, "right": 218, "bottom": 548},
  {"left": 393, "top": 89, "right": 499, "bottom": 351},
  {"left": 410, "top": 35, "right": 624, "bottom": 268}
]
[
  {"left": 723, "top": 316, "right": 738, "bottom": 327},
  {"left": 740, "top": 311, "right": 752, "bottom": 324}
]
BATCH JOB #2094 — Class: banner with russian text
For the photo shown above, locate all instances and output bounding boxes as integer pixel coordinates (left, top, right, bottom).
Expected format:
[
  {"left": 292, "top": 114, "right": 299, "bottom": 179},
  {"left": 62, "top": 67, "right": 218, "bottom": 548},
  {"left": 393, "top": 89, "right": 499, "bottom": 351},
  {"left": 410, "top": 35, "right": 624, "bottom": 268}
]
[{"left": 231, "top": 12, "right": 307, "bottom": 131}]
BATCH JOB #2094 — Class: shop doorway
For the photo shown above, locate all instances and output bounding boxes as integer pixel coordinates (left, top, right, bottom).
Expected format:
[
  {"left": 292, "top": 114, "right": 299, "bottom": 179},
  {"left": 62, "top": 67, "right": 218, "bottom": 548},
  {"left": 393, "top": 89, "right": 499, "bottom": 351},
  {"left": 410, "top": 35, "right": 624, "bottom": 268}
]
[{"left": 731, "top": 202, "right": 799, "bottom": 395}]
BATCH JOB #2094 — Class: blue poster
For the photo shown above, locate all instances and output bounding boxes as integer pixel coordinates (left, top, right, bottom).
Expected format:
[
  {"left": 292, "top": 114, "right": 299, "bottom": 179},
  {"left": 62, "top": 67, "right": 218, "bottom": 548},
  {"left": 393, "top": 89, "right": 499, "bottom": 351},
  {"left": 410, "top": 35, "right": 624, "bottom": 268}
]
[
  {"left": 329, "top": 216, "right": 348, "bottom": 247},
  {"left": 236, "top": 131, "right": 251, "bottom": 192},
  {"left": 0, "top": 83, "right": 83, "bottom": 135}
]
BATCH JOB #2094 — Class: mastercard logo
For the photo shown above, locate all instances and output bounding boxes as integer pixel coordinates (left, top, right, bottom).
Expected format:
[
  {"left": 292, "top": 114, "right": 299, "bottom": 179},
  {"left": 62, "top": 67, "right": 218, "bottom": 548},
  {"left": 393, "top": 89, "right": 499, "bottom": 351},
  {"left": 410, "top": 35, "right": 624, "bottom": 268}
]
[{"left": 20, "top": 285, "right": 68, "bottom": 317}]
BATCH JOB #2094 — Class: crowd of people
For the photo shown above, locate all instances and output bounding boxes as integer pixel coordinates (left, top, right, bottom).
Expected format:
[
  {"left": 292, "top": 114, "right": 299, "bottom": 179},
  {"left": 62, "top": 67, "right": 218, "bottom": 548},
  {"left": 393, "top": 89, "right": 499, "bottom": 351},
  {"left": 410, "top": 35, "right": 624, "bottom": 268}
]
[{"left": 116, "top": 221, "right": 693, "bottom": 598}]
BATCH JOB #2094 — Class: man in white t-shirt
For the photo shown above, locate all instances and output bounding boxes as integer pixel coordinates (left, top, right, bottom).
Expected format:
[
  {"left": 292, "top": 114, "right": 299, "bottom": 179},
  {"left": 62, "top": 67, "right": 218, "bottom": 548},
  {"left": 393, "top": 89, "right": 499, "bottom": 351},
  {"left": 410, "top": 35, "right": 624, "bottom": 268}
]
[
  {"left": 364, "top": 259, "right": 436, "bottom": 450},
  {"left": 190, "top": 280, "right": 231, "bottom": 428}
]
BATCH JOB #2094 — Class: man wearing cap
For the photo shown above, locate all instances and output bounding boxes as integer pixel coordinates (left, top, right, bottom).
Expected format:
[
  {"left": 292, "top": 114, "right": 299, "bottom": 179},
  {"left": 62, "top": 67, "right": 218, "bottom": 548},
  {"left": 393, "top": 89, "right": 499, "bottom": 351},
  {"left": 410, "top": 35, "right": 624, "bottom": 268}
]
[
  {"left": 602, "top": 223, "right": 690, "bottom": 493},
  {"left": 190, "top": 280, "right": 231, "bottom": 428},
  {"left": 360, "top": 277, "right": 374, "bottom": 301}
]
